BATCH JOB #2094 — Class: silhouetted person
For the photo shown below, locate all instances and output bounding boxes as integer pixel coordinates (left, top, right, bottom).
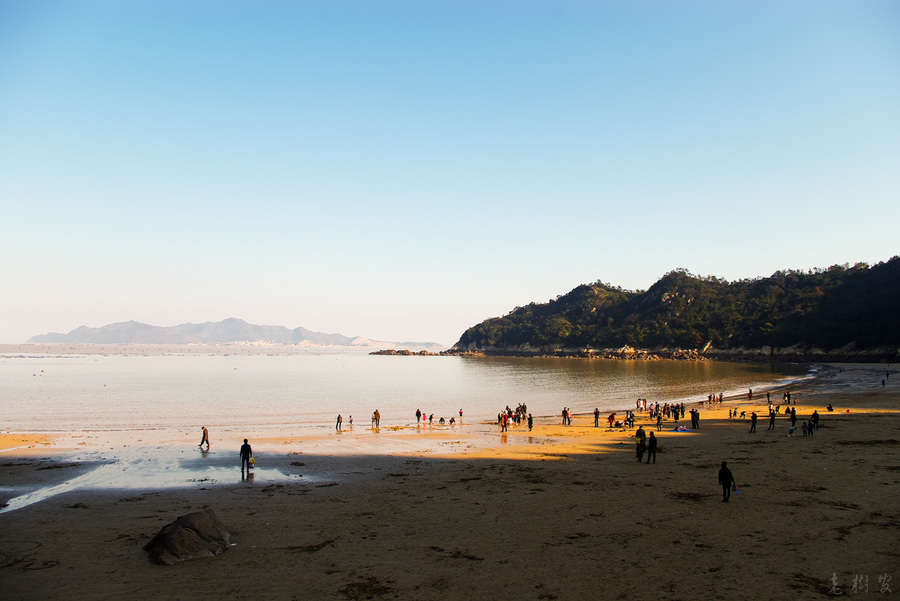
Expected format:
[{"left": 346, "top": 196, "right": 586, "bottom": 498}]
[
  {"left": 749, "top": 412, "right": 757, "bottom": 433},
  {"left": 240, "top": 439, "right": 252, "bottom": 476},
  {"left": 336, "top": 414, "right": 342, "bottom": 431},
  {"left": 718, "top": 461, "right": 735, "bottom": 502},
  {"left": 527, "top": 413, "right": 533, "bottom": 431},
  {"left": 646, "top": 432, "right": 657, "bottom": 464},
  {"left": 635, "top": 426, "right": 647, "bottom": 462},
  {"left": 594, "top": 408, "right": 600, "bottom": 427}
]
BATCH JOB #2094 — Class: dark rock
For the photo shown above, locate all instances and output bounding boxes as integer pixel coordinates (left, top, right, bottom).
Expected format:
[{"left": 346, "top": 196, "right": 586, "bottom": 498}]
[{"left": 143, "top": 508, "right": 230, "bottom": 565}]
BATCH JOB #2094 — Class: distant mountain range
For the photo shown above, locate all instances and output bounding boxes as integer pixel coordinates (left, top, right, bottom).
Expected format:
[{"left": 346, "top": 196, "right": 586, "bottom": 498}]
[{"left": 28, "top": 318, "right": 444, "bottom": 349}]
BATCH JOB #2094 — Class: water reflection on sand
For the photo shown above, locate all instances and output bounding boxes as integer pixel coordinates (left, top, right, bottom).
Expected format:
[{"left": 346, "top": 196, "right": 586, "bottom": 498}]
[{"left": 0, "top": 446, "right": 303, "bottom": 514}]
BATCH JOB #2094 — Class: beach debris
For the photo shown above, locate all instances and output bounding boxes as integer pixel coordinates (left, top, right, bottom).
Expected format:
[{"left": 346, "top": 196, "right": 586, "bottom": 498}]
[{"left": 143, "top": 508, "right": 231, "bottom": 565}]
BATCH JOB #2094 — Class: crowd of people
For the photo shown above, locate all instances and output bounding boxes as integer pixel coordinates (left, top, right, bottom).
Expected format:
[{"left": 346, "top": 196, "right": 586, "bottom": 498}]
[
  {"left": 215, "top": 378, "right": 854, "bottom": 497},
  {"left": 498, "top": 404, "right": 530, "bottom": 431}
]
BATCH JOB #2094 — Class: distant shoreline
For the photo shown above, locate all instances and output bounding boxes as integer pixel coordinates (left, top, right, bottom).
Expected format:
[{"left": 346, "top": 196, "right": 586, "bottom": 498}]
[
  {"left": 4, "top": 343, "right": 894, "bottom": 363},
  {"left": 0, "top": 343, "right": 437, "bottom": 356},
  {"left": 386, "top": 346, "right": 898, "bottom": 364}
]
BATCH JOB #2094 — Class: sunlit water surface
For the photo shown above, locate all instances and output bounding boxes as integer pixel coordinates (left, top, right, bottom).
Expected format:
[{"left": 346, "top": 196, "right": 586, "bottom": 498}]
[{"left": 1, "top": 350, "right": 814, "bottom": 432}]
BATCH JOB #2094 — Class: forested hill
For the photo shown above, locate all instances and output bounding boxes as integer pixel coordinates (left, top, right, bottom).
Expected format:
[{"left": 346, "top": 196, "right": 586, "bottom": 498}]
[{"left": 451, "top": 257, "right": 900, "bottom": 361}]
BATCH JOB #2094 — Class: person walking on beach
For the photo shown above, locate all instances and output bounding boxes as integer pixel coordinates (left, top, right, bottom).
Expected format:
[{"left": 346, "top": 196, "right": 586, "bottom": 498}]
[
  {"left": 656, "top": 413, "right": 663, "bottom": 432},
  {"left": 527, "top": 413, "right": 533, "bottom": 431},
  {"left": 749, "top": 412, "right": 758, "bottom": 433},
  {"left": 372, "top": 410, "right": 381, "bottom": 428},
  {"left": 336, "top": 414, "right": 342, "bottom": 431},
  {"left": 416, "top": 409, "right": 422, "bottom": 424},
  {"left": 718, "top": 461, "right": 735, "bottom": 502},
  {"left": 768, "top": 410, "right": 776, "bottom": 430},
  {"left": 239, "top": 439, "right": 253, "bottom": 476},
  {"left": 646, "top": 432, "right": 657, "bottom": 464},
  {"left": 199, "top": 426, "right": 209, "bottom": 449}
]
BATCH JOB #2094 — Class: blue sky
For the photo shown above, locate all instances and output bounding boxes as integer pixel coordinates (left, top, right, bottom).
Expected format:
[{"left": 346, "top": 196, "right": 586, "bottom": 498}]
[{"left": 1, "top": 0, "right": 898, "bottom": 345}]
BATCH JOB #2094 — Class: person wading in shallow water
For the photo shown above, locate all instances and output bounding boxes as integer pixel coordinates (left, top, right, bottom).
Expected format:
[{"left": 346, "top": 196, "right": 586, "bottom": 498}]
[{"left": 240, "top": 439, "right": 253, "bottom": 476}]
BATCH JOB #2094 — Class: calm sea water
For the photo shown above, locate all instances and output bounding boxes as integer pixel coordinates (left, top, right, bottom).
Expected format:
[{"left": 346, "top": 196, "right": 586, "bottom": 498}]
[{"left": 0, "top": 350, "right": 814, "bottom": 434}]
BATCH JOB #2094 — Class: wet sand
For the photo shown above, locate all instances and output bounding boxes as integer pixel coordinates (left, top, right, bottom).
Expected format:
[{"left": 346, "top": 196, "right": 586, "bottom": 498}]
[{"left": 1, "top": 364, "right": 898, "bottom": 600}]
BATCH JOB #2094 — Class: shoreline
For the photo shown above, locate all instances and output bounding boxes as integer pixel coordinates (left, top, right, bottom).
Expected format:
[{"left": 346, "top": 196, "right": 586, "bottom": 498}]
[
  {"left": 0, "top": 360, "right": 835, "bottom": 465},
  {"left": 6, "top": 340, "right": 896, "bottom": 363},
  {"left": 1, "top": 363, "right": 897, "bottom": 600}
]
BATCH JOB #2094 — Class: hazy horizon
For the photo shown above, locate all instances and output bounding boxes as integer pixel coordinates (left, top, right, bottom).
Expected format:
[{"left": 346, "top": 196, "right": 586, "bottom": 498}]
[{"left": 2, "top": 1, "right": 897, "bottom": 345}]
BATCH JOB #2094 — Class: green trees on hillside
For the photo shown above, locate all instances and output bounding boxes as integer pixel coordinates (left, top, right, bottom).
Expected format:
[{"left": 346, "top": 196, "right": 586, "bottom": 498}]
[{"left": 453, "top": 257, "right": 900, "bottom": 354}]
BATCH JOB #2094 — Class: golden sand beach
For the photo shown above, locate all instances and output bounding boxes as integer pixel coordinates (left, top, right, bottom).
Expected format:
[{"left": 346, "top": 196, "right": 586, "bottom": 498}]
[{"left": 1, "top": 364, "right": 897, "bottom": 600}]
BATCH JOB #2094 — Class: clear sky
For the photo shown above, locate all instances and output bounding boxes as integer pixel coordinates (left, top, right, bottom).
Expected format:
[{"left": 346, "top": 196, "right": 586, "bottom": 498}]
[{"left": 1, "top": 0, "right": 898, "bottom": 346}]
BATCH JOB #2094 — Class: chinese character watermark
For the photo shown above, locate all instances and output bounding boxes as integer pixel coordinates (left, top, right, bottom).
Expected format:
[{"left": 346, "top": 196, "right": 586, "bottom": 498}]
[{"left": 830, "top": 573, "right": 894, "bottom": 595}]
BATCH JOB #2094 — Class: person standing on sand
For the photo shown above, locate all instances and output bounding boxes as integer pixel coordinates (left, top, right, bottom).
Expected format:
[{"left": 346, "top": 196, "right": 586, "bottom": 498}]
[
  {"left": 635, "top": 426, "right": 647, "bottom": 462},
  {"left": 199, "top": 426, "right": 209, "bottom": 449},
  {"left": 718, "top": 461, "right": 735, "bottom": 502},
  {"left": 768, "top": 410, "right": 776, "bottom": 430},
  {"left": 527, "top": 413, "right": 533, "bottom": 431},
  {"left": 336, "top": 414, "right": 342, "bottom": 431},
  {"left": 239, "top": 439, "right": 252, "bottom": 475},
  {"left": 656, "top": 413, "right": 662, "bottom": 431},
  {"left": 594, "top": 408, "right": 600, "bottom": 427},
  {"left": 646, "top": 432, "right": 657, "bottom": 464},
  {"left": 373, "top": 410, "right": 381, "bottom": 428},
  {"left": 749, "top": 412, "right": 758, "bottom": 433},
  {"left": 416, "top": 409, "right": 422, "bottom": 424}
]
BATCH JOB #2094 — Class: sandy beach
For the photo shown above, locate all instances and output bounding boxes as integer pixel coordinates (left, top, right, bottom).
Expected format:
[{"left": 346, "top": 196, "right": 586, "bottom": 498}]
[{"left": 1, "top": 363, "right": 897, "bottom": 600}]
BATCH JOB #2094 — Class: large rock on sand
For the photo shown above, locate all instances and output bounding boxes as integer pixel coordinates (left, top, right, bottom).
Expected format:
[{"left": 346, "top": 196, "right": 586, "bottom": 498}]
[{"left": 143, "top": 508, "right": 231, "bottom": 565}]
